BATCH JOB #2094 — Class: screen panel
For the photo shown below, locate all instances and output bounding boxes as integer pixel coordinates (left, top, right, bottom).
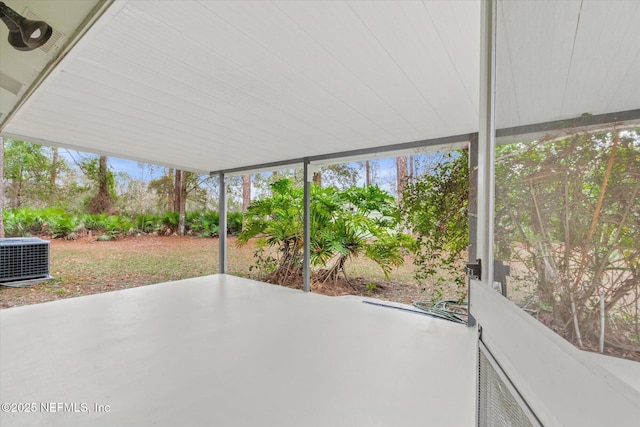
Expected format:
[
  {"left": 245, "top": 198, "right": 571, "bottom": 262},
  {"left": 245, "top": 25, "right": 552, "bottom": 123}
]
[
  {"left": 478, "top": 341, "right": 538, "bottom": 427},
  {"left": 492, "top": 0, "right": 640, "bottom": 365}
]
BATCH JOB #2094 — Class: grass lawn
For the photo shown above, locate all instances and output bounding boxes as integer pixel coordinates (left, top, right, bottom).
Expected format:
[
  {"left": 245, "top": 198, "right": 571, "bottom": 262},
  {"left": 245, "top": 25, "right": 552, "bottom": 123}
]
[{"left": 0, "top": 235, "right": 431, "bottom": 309}]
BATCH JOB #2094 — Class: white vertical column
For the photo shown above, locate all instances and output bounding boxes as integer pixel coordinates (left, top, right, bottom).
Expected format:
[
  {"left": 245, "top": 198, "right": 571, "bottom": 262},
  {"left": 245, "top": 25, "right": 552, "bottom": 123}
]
[
  {"left": 0, "top": 137, "right": 4, "bottom": 239},
  {"left": 477, "top": 0, "right": 497, "bottom": 286},
  {"left": 303, "top": 159, "right": 311, "bottom": 292},
  {"left": 468, "top": 133, "right": 479, "bottom": 264},
  {"left": 218, "top": 172, "right": 227, "bottom": 274}
]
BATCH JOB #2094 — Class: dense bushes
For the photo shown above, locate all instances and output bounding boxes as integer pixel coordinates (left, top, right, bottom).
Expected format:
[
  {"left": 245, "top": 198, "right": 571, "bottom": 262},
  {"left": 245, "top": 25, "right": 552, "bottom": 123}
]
[
  {"left": 2, "top": 208, "right": 243, "bottom": 240},
  {"left": 400, "top": 150, "right": 469, "bottom": 301},
  {"left": 494, "top": 131, "right": 640, "bottom": 346}
]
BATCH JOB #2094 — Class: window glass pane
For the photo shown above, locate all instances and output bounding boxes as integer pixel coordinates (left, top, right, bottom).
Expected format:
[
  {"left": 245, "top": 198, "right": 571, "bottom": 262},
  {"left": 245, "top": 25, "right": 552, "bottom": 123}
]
[{"left": 494, "top": 0, "right": 640, "bottom": 361}]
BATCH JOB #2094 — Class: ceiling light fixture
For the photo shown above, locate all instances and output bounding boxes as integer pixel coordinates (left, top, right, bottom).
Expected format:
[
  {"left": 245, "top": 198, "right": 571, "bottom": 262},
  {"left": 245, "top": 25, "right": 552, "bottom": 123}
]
[{"left": 0, "top": 1, "right": 52, "bottom": 51}]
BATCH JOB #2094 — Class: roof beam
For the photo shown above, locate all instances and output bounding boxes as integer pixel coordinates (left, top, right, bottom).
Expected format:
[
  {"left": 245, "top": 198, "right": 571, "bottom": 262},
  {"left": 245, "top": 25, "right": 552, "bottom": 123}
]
[
  {"left": 211, "top": 108, "right": 640, "bottom": 177},
  {"left": 210, "top": 132, "right": 472, "bottom": 176},
  {"left": 496, "top": 108, "right": 640, "bottom": 141}
]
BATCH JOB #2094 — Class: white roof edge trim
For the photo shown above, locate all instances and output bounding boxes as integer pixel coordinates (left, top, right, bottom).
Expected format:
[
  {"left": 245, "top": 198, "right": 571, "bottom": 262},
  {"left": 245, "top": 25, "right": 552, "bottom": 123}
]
[
  {"left": 217, "top": 141, "right": 471, "bottom": 177},
  {"left": 309, "top": 141, "right": 469, "bottom": 168},
  {"left": 211, "top": 132, "right": 473, "bottom": 176},
  {"left": 0, "top": 132, "right": 209, "bottom": 175},
  {"left": 222, "top": 162, "right": 304, "bottom": 178}
]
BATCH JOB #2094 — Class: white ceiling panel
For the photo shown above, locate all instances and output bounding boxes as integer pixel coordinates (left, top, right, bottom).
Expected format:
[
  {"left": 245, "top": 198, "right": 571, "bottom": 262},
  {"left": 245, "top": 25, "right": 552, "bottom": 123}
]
[
  {"left": 561, "top": 0, "right": 640, "bottom": 117},
  {"left": 495, "top": 0, "right": 582, "bottom": 127},
  {"left": 496, "top": 0, "right": 640, "bottom": 128},
  {"left": 1, "top": 0, "right": 639, "bottom": 173}
]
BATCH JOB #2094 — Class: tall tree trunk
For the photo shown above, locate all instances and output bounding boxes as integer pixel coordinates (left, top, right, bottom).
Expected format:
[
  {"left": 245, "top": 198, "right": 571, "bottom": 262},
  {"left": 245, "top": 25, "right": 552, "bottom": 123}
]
[
  {"left": 15, "top": 165, "right": 24, "bottom": 208},
  {"left": 242, "top": 174, "right": 251, "bottom": 213},
  {"left": 98, "top": 156, "right": 108, "bottom": 194},
  {"left": 167, "top": 168, "right": 175, "bottom": 212},
  {"left": 50, "top": 147, "right": 58, "bottom": 188},
  {"left": 396, "top": 156, "right": 408, "bottom": 201},
  {"left": 0, "top": 137, "right": 4, "bottom": 238},
  {"left": 178, "top": 170, "right": 187, "bottom": 235},
  {"left": 49, "top": 147, "right": 59, "bottom": 202},
  {"left": 89, "top": 156, "right": 115, "bottom": 214},
  {"left": 408, "top": 154, "right": 414, "bottom": 184},
  {"left": 174, "top": 169, "right": 182, "bottom": 213},
  {"left": 242, "top": 174, "right": 251, "bottom": 225},
  {"left": 365, "top": 160, "right": 371, "bottom": 187}
]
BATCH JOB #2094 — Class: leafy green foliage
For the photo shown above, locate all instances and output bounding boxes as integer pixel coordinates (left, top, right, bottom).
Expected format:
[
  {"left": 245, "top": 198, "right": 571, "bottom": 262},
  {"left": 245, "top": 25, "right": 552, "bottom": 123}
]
[
  {"left": 3, "top": 140, "right": 57, "bottom": 208},
  {"left": 400, "top": 150, "right": 469, "bottom": 301},
  {"left": 2, "top": 208, "right": 44, "bottom": 236},
  {"left": 238, "top": 179, "right": 409, "bottom": 286},
  {"left": 48, "top": 212, "right": 82, "bottom": 239},
  {"left": 316, "top": 163, "right": 361, "bottom": 189},
  {"left": 162, "top": 211, "right": 180, "bottom": 230},
  {"left": 237, "top": 179, "right": 304, "bottom": 284},
  {"left": 2, "top": 207, "right": 81, "bottom": 239},
  {"left": 1, "top": 208, "right": 239, "bottom": 240},
  {"left": 79, "top": 213, "right": 135, "bottom": 239},
  {"left": 314, "top": 185, "right": 408, "bottom": 283},
  {"left": 80, "top": 156, "right": 117, "bottom": 200},
  {"left": 188, "top": 211, "right": 219, "bottom": 237},
  {"left": 495, "top": 130, "right": 640, "bottom": 343},
  {"left": 227, "top": 213, "right": 243, "bottom": 235},
  {"left": 135, "top": 213, "right": 163, "bottom": 234}
]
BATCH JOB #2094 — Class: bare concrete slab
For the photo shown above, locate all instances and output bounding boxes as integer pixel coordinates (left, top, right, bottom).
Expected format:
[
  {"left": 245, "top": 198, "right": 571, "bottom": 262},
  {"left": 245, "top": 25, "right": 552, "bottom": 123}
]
[{"left": 0, "top": 274, "right": 476, "bottom": 426}]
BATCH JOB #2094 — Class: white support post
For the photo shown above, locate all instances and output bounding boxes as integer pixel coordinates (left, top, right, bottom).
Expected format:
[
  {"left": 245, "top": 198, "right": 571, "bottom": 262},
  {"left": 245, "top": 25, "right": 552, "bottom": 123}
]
[
  {"left": 468, "top": 133, "right": 479, "bottom": 264},
  {"left": 477, "top": 0, "right": 497, "bottom": 287},
  {"left": 218, "top": 172, "right": 227, "bottom": 274},
  {"left": 303, "top": 159, "right": 311, "bottom": 292},
  {"left": 0, "top": 137, "right": 4, "bottom": 239},
  {"left": 475, "top": 2, "right": 498, "bottom": 425}
]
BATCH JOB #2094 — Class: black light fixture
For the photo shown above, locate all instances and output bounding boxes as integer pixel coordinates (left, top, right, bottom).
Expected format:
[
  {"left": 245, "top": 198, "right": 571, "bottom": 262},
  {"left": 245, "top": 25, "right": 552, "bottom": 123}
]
[{"left": 0, "top": 1, "right": 52, "bottom": 51}]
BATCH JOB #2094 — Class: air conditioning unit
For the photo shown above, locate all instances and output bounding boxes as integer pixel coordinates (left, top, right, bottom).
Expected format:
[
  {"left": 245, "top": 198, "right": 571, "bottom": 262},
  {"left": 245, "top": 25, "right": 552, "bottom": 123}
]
[{"left": 0, "top": 238, "right": 52, "bottom": 287}]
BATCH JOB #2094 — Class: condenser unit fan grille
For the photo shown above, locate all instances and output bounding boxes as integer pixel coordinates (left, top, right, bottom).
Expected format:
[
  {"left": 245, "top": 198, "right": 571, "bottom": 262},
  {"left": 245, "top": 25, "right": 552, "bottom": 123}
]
[{"left": 0, "top": 238, "right": 51, "bottom": 285}]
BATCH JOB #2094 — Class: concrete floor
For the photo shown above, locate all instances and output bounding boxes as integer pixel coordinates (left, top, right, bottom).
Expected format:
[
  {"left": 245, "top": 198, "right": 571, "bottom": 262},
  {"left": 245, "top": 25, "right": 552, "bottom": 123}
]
[{"left": 0, "top": 275, "right": 476, "bottom": 426}]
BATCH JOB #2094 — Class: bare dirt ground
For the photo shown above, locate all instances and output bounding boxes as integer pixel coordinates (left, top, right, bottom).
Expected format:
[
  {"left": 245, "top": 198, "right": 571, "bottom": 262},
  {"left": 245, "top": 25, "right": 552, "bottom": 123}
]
[{"left": 0, "top": 235, "right": 426, "bottom": 309}]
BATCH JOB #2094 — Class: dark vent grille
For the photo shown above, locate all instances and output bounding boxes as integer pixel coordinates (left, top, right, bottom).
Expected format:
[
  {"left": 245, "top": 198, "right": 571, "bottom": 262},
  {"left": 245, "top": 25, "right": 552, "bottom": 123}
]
[
  {"left": 24, "top": 8, "right": 64, "bottom": 54},
  {"left": 478, "top": 342, "right": 539, "bottom": 427},
  {"left": 0, "top": 238, "right": 50, "bottom": 283}
]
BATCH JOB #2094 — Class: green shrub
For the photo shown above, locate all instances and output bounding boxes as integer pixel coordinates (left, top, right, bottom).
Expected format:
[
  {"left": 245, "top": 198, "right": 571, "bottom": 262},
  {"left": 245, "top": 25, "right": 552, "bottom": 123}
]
[
  {"left": 47, "top": 212, "right": 81, "bottom": 239},
  {"left": 104, "top": 215, "right": 135, "bottom": 237},
  {"left": 78, "top": 213, "right": 136, "bottom": 238},
  {"left": 227, "top": 212, "right": 243, "bottom": 235},
  {"left": 135, "top": 213, "right": 162, "bottom": 234},
  {"left": 162, "top": 211, "right": 179, "bottom": 230},
  {"left": 189, "top": 211, "right": 219, "bottom": 237},
  {"left": 3, "top": 208, "right": 44, "bottom": 236},
  {"left": 3, "top": 207, "right": 243, "bottom": 240},
  {"left": 80, "top": 213, "right": 107, "bottom": 231},
  {"left": 184, "top": 210, "right": 241, "bottom": 237},
  {"left": 400, "top": 150, "right": 469, "bottom": 301}
]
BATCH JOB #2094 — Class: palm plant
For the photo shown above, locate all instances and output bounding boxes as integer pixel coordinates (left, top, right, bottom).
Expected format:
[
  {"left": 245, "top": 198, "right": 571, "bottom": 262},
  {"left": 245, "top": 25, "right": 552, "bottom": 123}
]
[
  {"left": 238, "top": 179, "right": 304, "bottom": 285},
  {"left": 316, "top": 186, "right": 408, "bottom": 284},
  {"left": 238, "top": 179, "right": 410, "bottom": 287}
]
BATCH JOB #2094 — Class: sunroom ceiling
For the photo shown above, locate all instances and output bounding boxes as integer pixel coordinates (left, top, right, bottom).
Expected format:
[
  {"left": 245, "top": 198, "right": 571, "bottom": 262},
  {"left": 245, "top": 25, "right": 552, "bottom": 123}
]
[{"left": 1, "top": 0, "right": 639, "bottom": 174}]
